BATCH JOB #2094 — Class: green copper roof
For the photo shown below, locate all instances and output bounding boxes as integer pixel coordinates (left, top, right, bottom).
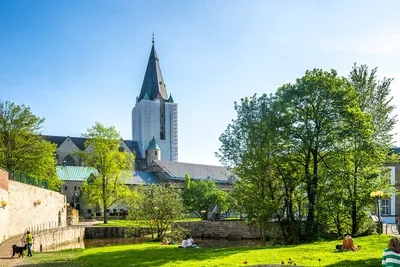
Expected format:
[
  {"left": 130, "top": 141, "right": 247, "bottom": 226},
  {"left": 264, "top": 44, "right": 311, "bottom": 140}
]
[
  {"left": 168, "top": 94, "right": 174, "bottom": 103},
  {"left": 56, "top": 166, "right": 98, "bottom": 181},
  {"left": 143, "top": 92, "right": 150, "bottom": 100},
  {"left": 147, "top": 137, "right": 161, "bottom": 150},
  {"left": 138, "top": 40, "right": 169, "bottom": 102}
]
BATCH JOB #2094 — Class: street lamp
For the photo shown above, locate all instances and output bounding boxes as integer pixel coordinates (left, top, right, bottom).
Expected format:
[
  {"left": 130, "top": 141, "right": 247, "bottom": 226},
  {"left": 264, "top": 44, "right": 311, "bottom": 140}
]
[{"left": 370, "top": 190, "right": 384, "bottom": 234}]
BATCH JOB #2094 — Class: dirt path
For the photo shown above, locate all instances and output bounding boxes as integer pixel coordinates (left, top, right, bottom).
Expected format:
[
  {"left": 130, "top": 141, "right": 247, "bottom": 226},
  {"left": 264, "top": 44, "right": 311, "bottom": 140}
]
[{"left": 0, "top": 235, "right": 26, "bottom": 267}]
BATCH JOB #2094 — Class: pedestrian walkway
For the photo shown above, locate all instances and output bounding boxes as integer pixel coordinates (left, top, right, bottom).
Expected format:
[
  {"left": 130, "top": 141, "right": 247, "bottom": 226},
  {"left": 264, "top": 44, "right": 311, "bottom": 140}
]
[{"left": 0, "top": 235, "right": 25, "bottom": 267}]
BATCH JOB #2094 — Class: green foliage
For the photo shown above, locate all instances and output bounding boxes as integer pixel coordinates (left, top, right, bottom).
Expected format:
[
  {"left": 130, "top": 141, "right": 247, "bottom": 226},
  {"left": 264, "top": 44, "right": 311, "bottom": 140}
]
[
  {"left": 182, "top": 179, "right": 229, "bottom": 220},
  {"left": 127, "top": 184, "right": 185, "bottom": 240},
  {"left": 184, "top": 173, "right": 191, "bottom": 189},
  {"left": 0, "top": 101, "right": 61, "bottom": 190},
  {"left": 80, "top": 122, "right": 134, "bottom": 224},
  {"left": 217, "top": 65, "right": 397, "bottom": 241},
  {"left": 26, "top": 235, "right": 392, "bottom": 267}
]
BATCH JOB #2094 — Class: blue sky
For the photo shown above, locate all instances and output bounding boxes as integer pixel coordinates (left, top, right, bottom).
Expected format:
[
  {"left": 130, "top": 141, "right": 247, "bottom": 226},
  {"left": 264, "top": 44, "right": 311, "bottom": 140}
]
[{"left": 1, "top": 0, "right": 400, "bottom": 166}]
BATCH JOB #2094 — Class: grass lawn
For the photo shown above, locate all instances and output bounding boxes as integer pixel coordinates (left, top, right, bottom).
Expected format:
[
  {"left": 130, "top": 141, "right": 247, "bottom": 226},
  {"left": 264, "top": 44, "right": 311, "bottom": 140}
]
[
  {"left": 94, "top": 218, "right": 202, "bottom": 227},
  {"left": 25, "top": 234, "right": 391, "bottom": 267}
]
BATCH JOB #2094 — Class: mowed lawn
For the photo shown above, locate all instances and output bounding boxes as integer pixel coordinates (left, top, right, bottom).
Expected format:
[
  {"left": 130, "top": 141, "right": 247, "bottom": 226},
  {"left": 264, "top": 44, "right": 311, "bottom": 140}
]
[{"left": 25, "top": 235, "right": 390, "bottom": 267}]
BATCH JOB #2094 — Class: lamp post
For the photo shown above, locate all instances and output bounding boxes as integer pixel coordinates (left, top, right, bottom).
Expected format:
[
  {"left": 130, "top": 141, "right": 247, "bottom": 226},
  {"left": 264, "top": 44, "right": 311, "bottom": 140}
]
[{"left": 370, "top": 190, "right": 384, "bottom": 234}]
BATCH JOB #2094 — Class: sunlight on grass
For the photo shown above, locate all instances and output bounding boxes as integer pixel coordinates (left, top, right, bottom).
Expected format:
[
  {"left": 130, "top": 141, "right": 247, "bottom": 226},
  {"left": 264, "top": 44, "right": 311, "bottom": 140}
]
[{"left": 26, "top": 235, "right": 390, "bottom": 267}]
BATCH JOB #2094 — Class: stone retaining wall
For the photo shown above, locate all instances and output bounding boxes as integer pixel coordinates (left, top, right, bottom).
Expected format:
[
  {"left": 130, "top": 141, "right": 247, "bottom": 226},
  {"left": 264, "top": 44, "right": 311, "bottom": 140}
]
[
  {"left": 32, "top": 225, "right": 85, "bottom": 252},
  {"left": 84, "top": 226, "right": 151, "bottom": 239},
  {"left": 176, "top": 221, "right": 283, "bottom": 239}
]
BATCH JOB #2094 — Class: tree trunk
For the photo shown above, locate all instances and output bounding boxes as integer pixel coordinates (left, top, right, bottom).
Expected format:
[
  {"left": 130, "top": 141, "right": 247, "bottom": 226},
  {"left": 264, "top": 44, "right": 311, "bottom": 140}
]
[
  {"left": 103, "top": 200, "right": 108, "bottom": 224},
  {"left": 351, "top": 175, "right": 358, "bottom": 235}
]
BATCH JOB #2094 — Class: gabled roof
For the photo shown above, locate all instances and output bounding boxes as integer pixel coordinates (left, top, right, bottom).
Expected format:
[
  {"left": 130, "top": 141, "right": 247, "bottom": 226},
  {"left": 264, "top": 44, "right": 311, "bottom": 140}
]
[
  {"left": 138, "top": 41, "right": 169, "bottom": 102},
  {"left": 147, "top": 137, "right": 160, "bottom": 150},
  {"left": 44, "top": 135, "right": 142, "bottom": 158},
  {"left": 43, "top": 135, "right": 86, "bottom": 150},
  {"left": 56, "top": 166, "right": 97, "bottom": 181},
  {"left": 125, "top": 171, "right": 158, "bottom": 185},
  {"left": 151, "top": 160, "right": 234, "bottom": 184}
]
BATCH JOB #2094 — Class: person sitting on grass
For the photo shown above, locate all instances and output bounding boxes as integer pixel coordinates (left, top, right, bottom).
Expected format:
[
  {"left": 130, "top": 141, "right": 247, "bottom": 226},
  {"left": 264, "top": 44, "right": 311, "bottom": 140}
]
[
  {"left": 341, "top": 234, "right": 360, "bottom": 251},
  {"left": 179, "top": 237, "right": 187, "bottom": 248},
  {"left": 382, "top": 237, "right": 400, "bottom": 266},
  {"left": 186, "top": 235, "right": 197, "bottom": 248}
]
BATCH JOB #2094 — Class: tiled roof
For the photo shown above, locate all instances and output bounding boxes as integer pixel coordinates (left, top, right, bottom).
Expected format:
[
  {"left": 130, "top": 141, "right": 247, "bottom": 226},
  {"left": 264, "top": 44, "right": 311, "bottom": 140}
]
[
  {"left": 152, "top": 161, "right": 233, "bottom": 184},
  {"left": 44, "top": 135, "right": 141, "bottom": 158},
  {"left": 125, "top": 171, "right": 158, "bottom": 185},
  {"left": 56, "top": 166, "right": 97, "bottom": 181}
]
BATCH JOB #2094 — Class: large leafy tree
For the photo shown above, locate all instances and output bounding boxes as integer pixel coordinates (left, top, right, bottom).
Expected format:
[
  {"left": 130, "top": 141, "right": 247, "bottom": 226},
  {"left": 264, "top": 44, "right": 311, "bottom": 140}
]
[
  {"left": 0, "top": 101, "right": 60, "bottom": 190},
  {"left": 217, "top": 65, "right": 396, "bottom": 242},
  {"left": 128, "top": 184, "right": 184, "bottom": 240},
  {"left": 182, "top": 175, "right": 229, "bottom": 220},
  {"left": 80, "top": 122, "right": 134, "bottom": 224}
]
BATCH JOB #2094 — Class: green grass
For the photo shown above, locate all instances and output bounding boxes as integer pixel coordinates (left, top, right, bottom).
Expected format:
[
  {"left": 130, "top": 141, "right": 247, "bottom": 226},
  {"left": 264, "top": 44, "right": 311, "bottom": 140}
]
[
  {"left": 25, "top": 235, "right": 390, "bottom": 267},
  {"left": 94, "top": 218, "right": 201, "bottom": 227}
]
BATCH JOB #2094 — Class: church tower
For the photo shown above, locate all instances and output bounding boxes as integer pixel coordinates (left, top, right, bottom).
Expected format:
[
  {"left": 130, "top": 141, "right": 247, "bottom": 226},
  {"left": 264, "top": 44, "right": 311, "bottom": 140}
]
[{"left": 132, "top": 38, "right": 178, "bottom": 163}]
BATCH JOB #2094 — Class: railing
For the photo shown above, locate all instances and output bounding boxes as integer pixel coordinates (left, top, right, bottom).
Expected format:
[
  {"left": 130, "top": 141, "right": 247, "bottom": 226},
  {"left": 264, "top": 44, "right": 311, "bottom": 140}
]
[
  {"left": 8, "top": 170, "right": 48, "bottom": 189},
  {"left": 25, "top": 221, "right": 66, "bottom": 235}
]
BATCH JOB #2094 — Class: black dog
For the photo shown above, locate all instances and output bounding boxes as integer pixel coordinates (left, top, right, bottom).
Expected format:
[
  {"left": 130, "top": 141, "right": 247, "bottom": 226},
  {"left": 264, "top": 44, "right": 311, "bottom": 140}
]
[{"left": 12, "top": 244, "right": 27, "bottom": 258}]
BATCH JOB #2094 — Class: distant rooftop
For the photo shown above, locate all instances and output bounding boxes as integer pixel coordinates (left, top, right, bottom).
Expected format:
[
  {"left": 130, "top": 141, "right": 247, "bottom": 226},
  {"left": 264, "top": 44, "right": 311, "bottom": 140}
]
[
  {"left": 152, "top": 160, "right": 234, "bottom": 183},
  {"left": 56, "top": 166, "right": 97, "bottom": 181}
]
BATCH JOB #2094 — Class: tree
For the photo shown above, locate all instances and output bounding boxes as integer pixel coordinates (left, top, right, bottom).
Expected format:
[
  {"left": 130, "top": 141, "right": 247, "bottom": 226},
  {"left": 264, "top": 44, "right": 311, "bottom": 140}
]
[
  {"left": 80, "top": 122, "right": 134, "bottom": 224},
  {"left": 182, "top": 177, "right": 229, "bottom": 220},
  {"left": 0, "top": 101, "right": 60, "bottom": 190},
  {"left": 217, "top": 66, "right": 396, "bottom": 242},
  {"left": 127, "top": 184, "right": 184, "bottom": 240},
  {"left": 217, "top": 94, "right": 302, "bottom": 244}
]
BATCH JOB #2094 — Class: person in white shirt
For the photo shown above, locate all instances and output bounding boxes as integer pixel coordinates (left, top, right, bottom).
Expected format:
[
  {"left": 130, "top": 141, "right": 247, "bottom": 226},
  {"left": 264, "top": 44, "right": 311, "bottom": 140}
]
[
  {"left": 187, "top": 235, "right": 196, "bottom": 248},
  {"left": 179, "top": 238, "right": 187, "bottom": 248}
]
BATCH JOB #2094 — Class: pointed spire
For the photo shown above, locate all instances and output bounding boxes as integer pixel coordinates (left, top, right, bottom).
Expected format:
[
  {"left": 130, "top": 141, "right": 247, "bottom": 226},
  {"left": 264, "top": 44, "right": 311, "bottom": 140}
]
[
  {"left": 168, "top": 94, "right": 174, "bottom": 103},
  {"left": 138, "top": 37, "right": 168, "bottom": 102}
]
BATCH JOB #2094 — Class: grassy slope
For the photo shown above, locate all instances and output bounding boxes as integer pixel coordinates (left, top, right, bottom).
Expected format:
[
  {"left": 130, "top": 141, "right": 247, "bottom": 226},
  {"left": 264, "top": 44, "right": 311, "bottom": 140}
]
[
  {"left": 26, "top": 235, "right": 390, "bottom": 267},
  {"left": 94, "top": 218, "right": 201, "bottom": 227}
]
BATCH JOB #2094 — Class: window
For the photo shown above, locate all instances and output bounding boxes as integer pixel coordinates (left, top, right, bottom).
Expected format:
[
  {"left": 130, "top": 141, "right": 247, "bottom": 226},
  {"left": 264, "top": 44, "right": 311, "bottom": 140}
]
[
  {"left": 382, "top": 199, "right": 390, "bottom": 216},
  {"left": 74, "top": 186, "right": 77, "bottom": 190},
  {"left": 64, "top": 185, "right": 68, "bottom": 191},
  {"left": 155, "top": 151, "right": 158, "bottom": 156},
  {"left": 87, "top": 209, "right": 92, "bottom": 214}
]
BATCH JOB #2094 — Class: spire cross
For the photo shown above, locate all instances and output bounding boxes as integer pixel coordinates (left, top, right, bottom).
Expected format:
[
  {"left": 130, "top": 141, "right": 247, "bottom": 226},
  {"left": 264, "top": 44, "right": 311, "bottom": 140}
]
[{"left": 152, "top": 32, "right": 155, "bottom": 44}]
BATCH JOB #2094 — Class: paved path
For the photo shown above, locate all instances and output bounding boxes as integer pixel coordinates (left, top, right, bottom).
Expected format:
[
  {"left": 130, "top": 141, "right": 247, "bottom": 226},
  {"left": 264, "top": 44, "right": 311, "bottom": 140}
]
[{"left": 0, "top": 235, "right": 25, "bottom": 267}]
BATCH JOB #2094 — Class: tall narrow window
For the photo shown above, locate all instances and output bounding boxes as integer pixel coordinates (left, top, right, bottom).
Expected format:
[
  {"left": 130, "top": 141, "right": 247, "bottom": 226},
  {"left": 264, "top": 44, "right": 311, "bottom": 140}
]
[
  {"left": 382, "top": 199, "right": 390, "bottom": 216},
  {"left": 64, "top": 185, "right": 68, "bottom": 191}
]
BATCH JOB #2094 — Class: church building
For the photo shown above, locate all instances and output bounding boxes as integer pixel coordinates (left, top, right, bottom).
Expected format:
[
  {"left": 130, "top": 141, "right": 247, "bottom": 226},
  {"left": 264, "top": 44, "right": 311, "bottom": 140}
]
[{"left": 45, "top": 38, "right": 233, "bottom": 216}]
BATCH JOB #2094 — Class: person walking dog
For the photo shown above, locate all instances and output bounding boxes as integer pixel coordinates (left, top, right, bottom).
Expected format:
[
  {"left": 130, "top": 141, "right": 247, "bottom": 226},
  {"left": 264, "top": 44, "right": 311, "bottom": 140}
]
[{"left": 25, "top": 231, "right": 33, "bottom": 257}]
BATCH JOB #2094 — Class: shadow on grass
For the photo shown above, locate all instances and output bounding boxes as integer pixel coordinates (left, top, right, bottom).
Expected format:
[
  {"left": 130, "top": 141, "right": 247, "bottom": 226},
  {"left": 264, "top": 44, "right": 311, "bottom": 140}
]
[
  {"left": 325, "top": 258, "right": 381, "bottom": 267},
  {"left": 18, "top": 246, "right": 266, "bottom": 267}
]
